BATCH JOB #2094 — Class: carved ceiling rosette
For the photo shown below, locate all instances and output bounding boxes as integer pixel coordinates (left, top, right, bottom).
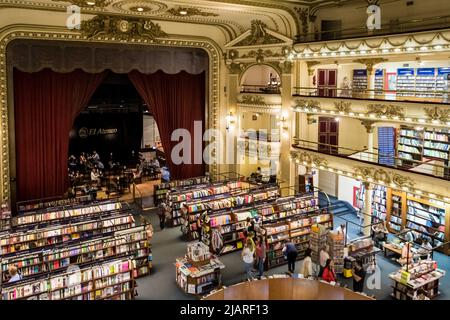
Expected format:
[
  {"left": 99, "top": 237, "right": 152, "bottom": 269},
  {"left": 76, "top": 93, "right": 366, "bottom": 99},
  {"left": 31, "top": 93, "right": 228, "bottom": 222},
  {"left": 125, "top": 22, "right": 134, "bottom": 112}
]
[
  {"left": 424, "top": 106, "right": 450, "bottom": 123},
  {"left": 80, "top": 15, "right": 168, "bottom": 41},
  {"left": 167, "top": 7, "right": 219, "bottom": 17},
  {"left": 334, "top": 101, "right": 352, "bottom": 113},
  {"left": 366, "top": 104, "right": 404, "bottom": 119}
]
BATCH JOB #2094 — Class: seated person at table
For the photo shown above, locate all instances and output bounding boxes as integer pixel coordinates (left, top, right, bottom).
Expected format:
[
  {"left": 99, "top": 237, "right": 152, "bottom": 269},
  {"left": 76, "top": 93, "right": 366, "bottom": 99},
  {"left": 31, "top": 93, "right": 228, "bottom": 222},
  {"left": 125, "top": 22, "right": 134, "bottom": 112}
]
[
  {"left": 151, "top": 157, "right": 160, "bottom": 168},
  {"left": 372, "top": 221, "right": 388, "bottom": 246},
  {"left": 90, "top": 167, "right": 101, "bottom": 186},
  {"left": 68, "top": 155, "right": 77, "bottom": 169}
]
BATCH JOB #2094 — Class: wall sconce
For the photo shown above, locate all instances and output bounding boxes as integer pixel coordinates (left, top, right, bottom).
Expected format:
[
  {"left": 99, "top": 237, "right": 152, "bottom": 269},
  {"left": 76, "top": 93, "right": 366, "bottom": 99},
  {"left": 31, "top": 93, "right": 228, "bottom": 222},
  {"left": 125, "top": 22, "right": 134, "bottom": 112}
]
[{"left": 225, "top": 112, "right": 235, "bottom": 131}]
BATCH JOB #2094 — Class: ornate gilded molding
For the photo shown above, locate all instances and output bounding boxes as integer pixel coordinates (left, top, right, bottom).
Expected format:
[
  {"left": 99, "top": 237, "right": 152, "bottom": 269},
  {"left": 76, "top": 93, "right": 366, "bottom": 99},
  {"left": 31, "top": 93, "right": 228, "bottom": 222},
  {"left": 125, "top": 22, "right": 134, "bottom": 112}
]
[
  {"left": 353, "top": 58, "right": 388, "bottom": 74},
  {"left": 0, "top": 27, "right": 221, "bottom": 203},
  {"left": 295, "top": 7, "right": 309, "bottom": 36},
  {"left": 290, "top": 151, "right": 328, "bottom": 167},
  {"left": 235, "top": 20, "right": 284, "bottom": 46},
  {"left": 305, "top": 61, "right": 320, "bottom": 76},
  {"left": 306, "top": 113, "right": 317, "bottom": 125},
  {"left": 278, "top": 61, "right": 292, "bottom": 74},
  {"left": 334, "top": 101, "right": 352, "bottom": 113},
  {"left": 239, "top": 95, "right": 265, "bottom": 105},
  {"left": 360, "top": 120, "right": 377, "bottom": 133},
  {"left": 366, "top": 104, "right": 404, "bottom": 119},
  {"left": 52, "top": 0, "right": 109, "bottom": 8},
  {"left": 294, "top": 99, "right": 320, "bottom": 110},
  {"left": 424, "top": 106, "right": 450, "bottom": 123},
  {"left": 80, "top": 15, "right": 167, "bottom": 41},
  {"left": 241, "top": 49, "right": 282, "bottom": 59},
  {"left": 354, "top": 166, "right": 415, "bottom": 188},
  {"left": 167, "top": 7, "right": 219, "bottom": 17}
]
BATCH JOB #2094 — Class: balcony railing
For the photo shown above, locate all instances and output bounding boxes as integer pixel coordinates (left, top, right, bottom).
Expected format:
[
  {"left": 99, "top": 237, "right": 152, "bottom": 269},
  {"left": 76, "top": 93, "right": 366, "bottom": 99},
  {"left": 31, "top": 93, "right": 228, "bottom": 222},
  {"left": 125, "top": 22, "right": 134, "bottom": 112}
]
[
  {"left": 295, "top": 15, "right": 450, "bottom": 43},
  {"left": 240, "top": 85, "right": 281, "bottom": 95},
  {"left": 292, "top": 86, "right": 450, "bottom": 104},
  {"left": 292, "top": 138, "right": 450, "bottom": 181}
]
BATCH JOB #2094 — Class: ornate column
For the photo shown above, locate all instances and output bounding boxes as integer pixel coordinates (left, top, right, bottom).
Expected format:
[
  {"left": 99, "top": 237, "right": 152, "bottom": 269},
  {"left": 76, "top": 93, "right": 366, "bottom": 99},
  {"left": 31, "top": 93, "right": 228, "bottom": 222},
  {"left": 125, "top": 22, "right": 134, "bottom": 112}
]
[
  {"left": 362, "top": 181, "right": 373, "bottom": 237},
  {"left": 280, "top": 63, "right": 294, "bottom": 196},
  {"left": 353, "top": 58, "right": 387, "bottom": 98},
  {"left": 361, "top": 120, "right": 376, "bottom": 162}
]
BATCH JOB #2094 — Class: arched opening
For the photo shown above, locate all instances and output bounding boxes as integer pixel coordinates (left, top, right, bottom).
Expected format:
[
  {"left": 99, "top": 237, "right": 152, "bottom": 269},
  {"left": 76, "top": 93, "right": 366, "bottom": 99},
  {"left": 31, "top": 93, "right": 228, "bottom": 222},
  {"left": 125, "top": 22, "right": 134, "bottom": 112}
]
[{"left": 240, "top": 64, "right": 281, "bottom": 94}]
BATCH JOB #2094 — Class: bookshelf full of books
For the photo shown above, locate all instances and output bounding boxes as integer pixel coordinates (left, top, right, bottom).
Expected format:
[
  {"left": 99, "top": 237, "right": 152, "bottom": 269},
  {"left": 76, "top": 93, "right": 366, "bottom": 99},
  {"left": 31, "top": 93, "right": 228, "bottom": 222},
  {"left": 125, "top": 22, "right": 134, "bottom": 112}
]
[
  {"left": 352, "top": 69, "right": 368, "bottom": 92},
  {"left": 372, "top": 185, "right": 388, "bottom": 223},
  {"left": 0, "top": 203, "right": 11, "bottom": 231},
  {"left": 374, "top": 69, "right": 384, "bottom": 95},
  {"left": 1, "top": 259, "right": 136, "bottom": 300},
  {"left": 168, "top": 181, "right": 249, "bottom": 227},
  {"left": 389, "top": 191, "right": 404, "bottom": 233},
  {"left": 264, "top": 210, "right": 332, "bottom": 269},
  {"left": 397, "top": 126, "right": 450, "bottom": 173},
  {"left": 184, "top": 187, "right": 280, "bottom": 241},
  {"left": 396, "top": 68, "right": 415, "bottom": 97},
  {"left": 16, "top": 195, "right": 93, "bottom": 213},
  {"left": 327, "top": 230, "right": 345, "bottom": 274},
  {"left": 154, "top": 176, "right": 210, "bottom": 205},
  {"left": 0, "top": 200, "right": 154, "bottom": 300},
  {"left": 389, "top": 259, "right": 446, "bottom": 300}
]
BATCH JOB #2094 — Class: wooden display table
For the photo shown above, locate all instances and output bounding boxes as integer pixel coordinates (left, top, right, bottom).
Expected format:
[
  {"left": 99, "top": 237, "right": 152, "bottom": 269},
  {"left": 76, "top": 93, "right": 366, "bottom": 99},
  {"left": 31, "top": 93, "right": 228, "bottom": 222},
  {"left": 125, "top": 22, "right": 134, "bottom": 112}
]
[
  {"left": 175, "top": 256, "right": 225, "bottom": 296},
  {"left": 389, "top": 260, "right": 445, "bottom": 300},
  {"left": 203, "top": 277, "right": 374, "bottom": 300}
]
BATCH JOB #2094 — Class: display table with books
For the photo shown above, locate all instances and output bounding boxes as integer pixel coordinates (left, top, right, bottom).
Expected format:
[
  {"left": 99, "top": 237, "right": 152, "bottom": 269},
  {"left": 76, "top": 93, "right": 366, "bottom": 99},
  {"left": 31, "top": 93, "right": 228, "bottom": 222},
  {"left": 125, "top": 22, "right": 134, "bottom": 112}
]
[
  {"left": 389, "top": 259, "right": 445, "bottom": 300},
  {"left": 175, "top": 241, "right": 225, "bottom": 295}
]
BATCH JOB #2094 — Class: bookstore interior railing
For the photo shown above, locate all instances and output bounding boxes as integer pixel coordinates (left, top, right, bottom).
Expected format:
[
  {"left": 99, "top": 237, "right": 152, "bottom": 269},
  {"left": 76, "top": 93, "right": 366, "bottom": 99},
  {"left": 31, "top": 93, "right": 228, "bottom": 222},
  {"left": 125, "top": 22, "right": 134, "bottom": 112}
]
[
  {"left": 240, "top": 85, "right": 281, "bottom": 95},
  {"left": 292, "top": 86, "right": 450, "bottom": 104},
  {"left": 292, "top": 138, "right": 450, "bottom": 181},
  {"left": 294, "top": 15, "right": 450, "bottom": 43}
]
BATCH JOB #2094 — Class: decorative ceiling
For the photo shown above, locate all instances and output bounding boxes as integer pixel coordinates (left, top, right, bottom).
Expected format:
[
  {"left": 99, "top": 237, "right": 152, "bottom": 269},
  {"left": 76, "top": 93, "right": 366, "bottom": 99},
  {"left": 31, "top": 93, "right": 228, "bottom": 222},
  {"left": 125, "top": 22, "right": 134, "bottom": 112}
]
[{"left": 0, "top": 0, "right": 319, "bottom": 42}]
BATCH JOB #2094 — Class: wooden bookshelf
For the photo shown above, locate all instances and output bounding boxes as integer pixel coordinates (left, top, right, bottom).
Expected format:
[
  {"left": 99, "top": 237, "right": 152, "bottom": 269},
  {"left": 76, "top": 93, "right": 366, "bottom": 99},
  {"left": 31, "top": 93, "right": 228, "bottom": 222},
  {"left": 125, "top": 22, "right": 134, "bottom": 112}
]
[
  {"left": 1, "top": 259, "right": 136, "bottom": 300},
  {"left": 154, "top": 176, "right": 210, "bottom": 205}
]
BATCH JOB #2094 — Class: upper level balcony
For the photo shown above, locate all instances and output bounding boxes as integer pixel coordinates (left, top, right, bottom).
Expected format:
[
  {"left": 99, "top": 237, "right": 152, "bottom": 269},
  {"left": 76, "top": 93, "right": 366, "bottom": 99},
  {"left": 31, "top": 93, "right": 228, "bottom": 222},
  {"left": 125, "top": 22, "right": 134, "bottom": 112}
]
[
  {"left": 295, "top": 14, "right": 450, "bottom": 43},
  {"left": 292, "top": 86, "right": 450, "bottom": 105},
  {"left": 292, "top": 138, "right": 450, "bottom": 182}
]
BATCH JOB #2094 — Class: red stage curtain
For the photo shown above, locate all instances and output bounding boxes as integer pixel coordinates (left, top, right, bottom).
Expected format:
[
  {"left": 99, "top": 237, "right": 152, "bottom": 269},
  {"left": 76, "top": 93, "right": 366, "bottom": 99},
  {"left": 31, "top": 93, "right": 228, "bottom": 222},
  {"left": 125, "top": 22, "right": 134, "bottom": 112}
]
[
  {"left": 128, "top": 70, "right": 205, "bottom": 180},
  {"left": 14, "top": 68, "right": 106, "bottom": 202}
]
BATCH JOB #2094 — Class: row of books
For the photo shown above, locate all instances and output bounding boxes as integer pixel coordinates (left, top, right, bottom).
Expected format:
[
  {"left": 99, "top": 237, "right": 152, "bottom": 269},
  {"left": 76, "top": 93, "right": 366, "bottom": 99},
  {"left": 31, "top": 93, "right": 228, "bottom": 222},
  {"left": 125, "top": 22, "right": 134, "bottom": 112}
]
[
  {"left": 17, "top": 195, "right": 92, "bottom": 213},
  {"left": 14, "top": 201, "right": 122, "bottom": 227},
  {"left": 1, "top": 226, "right": 151, "bottom": 282},
  {"left": 1, "top": 259, "right": 135, "bottom": 300}
]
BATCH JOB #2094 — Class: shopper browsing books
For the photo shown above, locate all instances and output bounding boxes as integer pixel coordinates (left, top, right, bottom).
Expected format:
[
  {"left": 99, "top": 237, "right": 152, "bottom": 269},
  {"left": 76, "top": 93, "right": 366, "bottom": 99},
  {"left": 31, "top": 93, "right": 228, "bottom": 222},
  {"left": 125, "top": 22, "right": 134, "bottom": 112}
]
[
  {"left": 352, "top": 260, "right": 366, "bottom": 293},
  {"left": 301, "top": 248, "right": 313, "bottom": 278},
  {"left": 242, "top": 238, "right": 256, "bottom": 280},
  {"left": 336, "top": 223, "right": 348, "bottom": 243},
  {"left": 255, "top": 237, "right": 266, "bottom": 279},
  {"left": 372, "top": 221, "right": 388, "bottom": 247},
  {"left": 282, "top": 241, "right": 298, "bottom": 273},
  {"left": 8, "top": 265, "right": 22, "bottom": 283},
  {"left": 322, "top": 259, "right": 336, "bottom": 283}
]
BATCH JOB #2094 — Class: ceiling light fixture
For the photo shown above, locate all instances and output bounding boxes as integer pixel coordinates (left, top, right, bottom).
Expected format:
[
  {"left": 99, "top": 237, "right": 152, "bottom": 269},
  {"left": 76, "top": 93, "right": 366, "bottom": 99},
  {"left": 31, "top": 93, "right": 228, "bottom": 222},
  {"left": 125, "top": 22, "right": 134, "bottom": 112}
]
[
  {"left": 86, "top": 1, "right": 95, "bottom": 5},
  {"left": 179, "top": 9, "right": 188, "bottom": 15},
  {"left": 137, "top": 7, "right": 144, "bottom": 12}
]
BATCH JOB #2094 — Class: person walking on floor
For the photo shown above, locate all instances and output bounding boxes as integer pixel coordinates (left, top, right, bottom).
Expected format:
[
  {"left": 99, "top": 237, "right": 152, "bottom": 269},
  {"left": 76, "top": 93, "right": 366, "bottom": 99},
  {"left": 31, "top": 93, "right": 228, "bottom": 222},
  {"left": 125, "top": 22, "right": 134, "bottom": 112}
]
[
  {"left": 301, "top": 248, "right": 313, "bottom": 278},
  {"left": 282, "top": 240, "right": 298, "bottom": 273},
  {"left": 322, "top": 258, "right": 336, "bottom": 283},
  {"left": 255, "top": 237, "right": 266, "bottom": 279},
  {"left": 157, "top": 202, "right": 167, "bottom": 230},
  {"left": 352, "top": 260, "right": 366, "bottom": 293},
  {"left": 242, "top": 238, "right": 255, "bottom": 281}
]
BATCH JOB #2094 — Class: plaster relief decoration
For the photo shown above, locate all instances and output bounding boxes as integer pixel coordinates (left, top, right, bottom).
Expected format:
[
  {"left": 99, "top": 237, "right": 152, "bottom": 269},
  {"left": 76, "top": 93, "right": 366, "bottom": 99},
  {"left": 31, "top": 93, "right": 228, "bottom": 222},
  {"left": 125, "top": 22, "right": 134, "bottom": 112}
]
[
  {"left": 305, "top": 61, "right": 320, "bottom": 76},
  {"left": 167, "top": 6, "right": 219, "bottom": 17},
  {"left": 80, "top": 15, "right": 167, "bottom": 41},
  {"left": 53, "top": 0, "right": 109, "bottom": 7},
  {"left": 293, "top": 99, "right": 320, "bottom": 111},
  {"left": 334, "top": 101, "right": 352, "bottom": 113},
  {"left": 424, "top": 106, "right": 450, "bottom": 123},
  {"left": 239, "top": 95, "right": 265, "bottom": 105},
  {"left": 290, "top": 151, "right": 328, "bottom": 167},
  {"left": 366, "top": 104, "right": 404, "bottom": 119},
  {"left": 295, "top": 7, "right": 309, "bottom": 37},
  {"left": 353, "top": 166, "right": 415, "bottom": 188},
  {"left": 241, "top": 49, "right": 282, "bottom": 59},
  {"left": 235, "top": 20, "right": 284, "bottom": 46}
]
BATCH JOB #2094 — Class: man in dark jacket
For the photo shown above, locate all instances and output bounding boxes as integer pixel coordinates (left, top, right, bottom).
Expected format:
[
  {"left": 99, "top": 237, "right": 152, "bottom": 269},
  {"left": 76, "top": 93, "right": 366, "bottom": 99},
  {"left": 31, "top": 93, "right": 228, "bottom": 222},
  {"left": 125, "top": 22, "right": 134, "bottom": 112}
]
[{"left": 283, "top": 241, "right": 298, "bottom": 273}]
